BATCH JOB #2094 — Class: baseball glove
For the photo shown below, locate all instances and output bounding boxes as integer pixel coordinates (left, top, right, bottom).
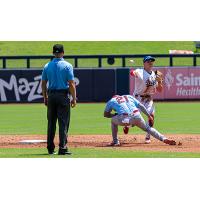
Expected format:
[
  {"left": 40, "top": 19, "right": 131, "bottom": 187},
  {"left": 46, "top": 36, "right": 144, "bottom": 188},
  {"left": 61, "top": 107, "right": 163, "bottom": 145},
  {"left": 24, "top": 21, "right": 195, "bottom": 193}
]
[{"left": 155, "top": 70, "right": 163, "bottom": 83}]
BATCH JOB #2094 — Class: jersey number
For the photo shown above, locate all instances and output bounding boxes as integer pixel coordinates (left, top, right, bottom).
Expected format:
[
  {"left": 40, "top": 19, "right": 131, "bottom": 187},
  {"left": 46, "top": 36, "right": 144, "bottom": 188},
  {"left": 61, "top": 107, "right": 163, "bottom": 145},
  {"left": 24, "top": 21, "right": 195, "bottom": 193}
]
[{"left": 116, "top": 95, "right": 129, "bottom": 104}]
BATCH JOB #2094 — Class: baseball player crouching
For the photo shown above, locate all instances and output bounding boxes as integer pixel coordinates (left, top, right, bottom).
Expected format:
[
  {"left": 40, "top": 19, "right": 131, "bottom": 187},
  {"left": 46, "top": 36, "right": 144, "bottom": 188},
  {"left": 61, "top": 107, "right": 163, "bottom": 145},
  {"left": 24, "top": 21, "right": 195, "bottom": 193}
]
[
  {"left": 129, "top": 56, "right": 163, "bottom": 144},
  {"left": 104, "top": 95, "right": 176, "bottom": 146}
]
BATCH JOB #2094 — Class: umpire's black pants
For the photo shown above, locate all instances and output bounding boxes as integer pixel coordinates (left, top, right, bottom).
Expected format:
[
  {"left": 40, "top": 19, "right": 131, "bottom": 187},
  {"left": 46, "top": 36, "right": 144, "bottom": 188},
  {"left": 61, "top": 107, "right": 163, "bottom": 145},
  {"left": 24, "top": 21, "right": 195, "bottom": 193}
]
[{"left": 47, "top": 90, "right": 70, "bottom": 152}]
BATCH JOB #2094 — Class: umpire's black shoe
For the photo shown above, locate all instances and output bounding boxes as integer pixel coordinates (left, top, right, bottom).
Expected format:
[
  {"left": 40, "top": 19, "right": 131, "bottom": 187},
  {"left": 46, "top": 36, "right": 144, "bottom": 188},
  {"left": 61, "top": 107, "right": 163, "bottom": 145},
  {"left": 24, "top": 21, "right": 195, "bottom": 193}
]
[
  {"left": 58, "top": 148, "right": 72, "bottom": 155},
  {"left": 48, "top": 150, "right": 56, "bottom": 155}
]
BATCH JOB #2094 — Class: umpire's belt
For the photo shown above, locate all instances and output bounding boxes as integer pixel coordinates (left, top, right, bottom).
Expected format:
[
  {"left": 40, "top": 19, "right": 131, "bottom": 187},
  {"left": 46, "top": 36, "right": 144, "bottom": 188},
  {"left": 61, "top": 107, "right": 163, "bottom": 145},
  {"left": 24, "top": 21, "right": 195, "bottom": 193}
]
[
  {"left": 48, "top": 89, "right": 69, "bottom": 94},
  {"left": 135, "top": 94, "right": 151, "bottom": 98}
]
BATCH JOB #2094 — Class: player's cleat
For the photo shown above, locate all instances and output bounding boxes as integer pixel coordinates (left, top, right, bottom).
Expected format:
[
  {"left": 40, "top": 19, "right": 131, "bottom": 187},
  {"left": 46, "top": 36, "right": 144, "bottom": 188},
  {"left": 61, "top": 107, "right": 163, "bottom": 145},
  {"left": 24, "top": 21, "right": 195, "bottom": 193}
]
[
  {"left": 109, "top": 141, "right": 121, "bottom": 146},
  {"left": 163, "top": 139, "right": 176, "bottom": 145},
  {"left": 145, "top": 138, "right": 151, "bottom": 144},
  {"left": 123, "top": 126, "right": 129, "bottom": 134}
]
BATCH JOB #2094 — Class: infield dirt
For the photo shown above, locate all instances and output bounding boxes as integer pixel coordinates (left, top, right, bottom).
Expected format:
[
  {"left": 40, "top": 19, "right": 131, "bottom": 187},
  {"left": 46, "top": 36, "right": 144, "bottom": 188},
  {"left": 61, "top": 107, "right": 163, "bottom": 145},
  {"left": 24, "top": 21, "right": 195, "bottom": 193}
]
[{"left": 0, "top": 134, "right": 200, "bottom": 153}]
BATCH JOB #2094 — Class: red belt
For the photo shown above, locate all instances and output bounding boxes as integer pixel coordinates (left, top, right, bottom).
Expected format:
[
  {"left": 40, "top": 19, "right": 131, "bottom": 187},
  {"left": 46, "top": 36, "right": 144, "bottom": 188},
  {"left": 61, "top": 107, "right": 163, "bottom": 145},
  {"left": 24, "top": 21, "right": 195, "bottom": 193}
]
[{"left": 122, "top": 110, "right": 139, "bottom": 116}]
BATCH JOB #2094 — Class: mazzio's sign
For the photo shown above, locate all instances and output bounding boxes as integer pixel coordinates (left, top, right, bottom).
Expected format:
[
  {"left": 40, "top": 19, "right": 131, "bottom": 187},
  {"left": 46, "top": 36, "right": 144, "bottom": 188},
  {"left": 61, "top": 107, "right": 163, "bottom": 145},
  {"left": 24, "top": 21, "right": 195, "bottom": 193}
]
[
  {"left": 0, "top": 74, "right": 42, "bottom": 102},
  {"left": 0, "top": 70, "right": 43, "bottom": 102},
  {"left": 0, "top": 70, "right": 80, "bottom": 103},
  {"left": 129, "top": 67, "right": 200, "bottom": 100}
]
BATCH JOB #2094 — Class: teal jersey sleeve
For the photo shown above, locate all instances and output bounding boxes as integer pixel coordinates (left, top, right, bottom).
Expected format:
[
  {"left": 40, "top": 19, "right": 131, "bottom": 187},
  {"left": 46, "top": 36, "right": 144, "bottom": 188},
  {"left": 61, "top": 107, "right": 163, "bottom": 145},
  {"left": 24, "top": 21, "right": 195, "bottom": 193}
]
[
  {"left": 41, "top": 66, "right": 48, "bottom": 81},
  {"left": 66, "top": 65, "right": 74, "bottom": 81},
  {"left": 105, "top": 100, "right": 113, "bottom": 112}
]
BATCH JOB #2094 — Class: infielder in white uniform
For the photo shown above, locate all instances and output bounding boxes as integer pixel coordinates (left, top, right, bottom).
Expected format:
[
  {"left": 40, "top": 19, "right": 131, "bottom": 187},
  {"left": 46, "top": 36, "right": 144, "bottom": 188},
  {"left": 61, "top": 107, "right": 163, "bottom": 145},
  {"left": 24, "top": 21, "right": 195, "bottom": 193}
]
[
  {"left": 129, "top": 56, "right": 163, "bottom": 144},
  {"left": 104, "top": 95, "right": 176, "bottom": 146}
]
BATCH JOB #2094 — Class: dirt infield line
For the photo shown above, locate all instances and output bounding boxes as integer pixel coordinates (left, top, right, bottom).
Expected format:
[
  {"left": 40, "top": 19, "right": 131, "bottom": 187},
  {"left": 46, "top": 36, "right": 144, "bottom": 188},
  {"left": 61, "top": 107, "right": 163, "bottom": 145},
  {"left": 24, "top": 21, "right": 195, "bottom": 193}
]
[{"left": 0, "top": 134, "right": 200, "bottom": 153}]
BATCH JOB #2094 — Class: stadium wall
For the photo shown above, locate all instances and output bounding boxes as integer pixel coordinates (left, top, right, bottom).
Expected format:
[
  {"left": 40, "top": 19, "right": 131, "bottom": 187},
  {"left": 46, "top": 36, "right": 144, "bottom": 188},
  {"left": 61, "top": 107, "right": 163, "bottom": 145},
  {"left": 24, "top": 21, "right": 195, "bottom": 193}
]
[
  {"left": 0, "top": 68, "right": 129, "bottom": 103},
  {"left": 0, "top": 67, "right": 200, "bottom": 103}
]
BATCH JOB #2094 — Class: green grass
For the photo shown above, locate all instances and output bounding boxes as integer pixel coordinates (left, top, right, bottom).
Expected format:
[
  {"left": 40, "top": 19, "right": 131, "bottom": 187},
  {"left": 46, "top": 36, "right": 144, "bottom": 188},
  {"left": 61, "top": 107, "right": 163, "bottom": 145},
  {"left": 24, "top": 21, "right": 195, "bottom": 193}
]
[
  {"left": 0, "top": 41, "right": 199, "bottom": 158},
  {"left": 0, "top": 102, "right": 199, "bottom": 158},
  {"left": 0, "top": 148, "right": 200, "bottom": 158},
  {"left": 0, "top": 102, "right": 199, "bottom": 135},
  {"left": 0, "top": 41, "right": 198, "bottom": 68}
]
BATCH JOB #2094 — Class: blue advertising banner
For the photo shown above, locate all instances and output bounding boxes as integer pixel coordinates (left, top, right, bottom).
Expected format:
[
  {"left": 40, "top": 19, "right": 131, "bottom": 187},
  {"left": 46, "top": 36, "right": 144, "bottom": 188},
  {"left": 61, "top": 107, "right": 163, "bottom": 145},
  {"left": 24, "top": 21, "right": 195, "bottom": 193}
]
[
  {"left": 0, "top": 68, "right": 128, "bottom": 103},
  {"left": 0, "top": 69, "right": 43, "bottom": 103}
]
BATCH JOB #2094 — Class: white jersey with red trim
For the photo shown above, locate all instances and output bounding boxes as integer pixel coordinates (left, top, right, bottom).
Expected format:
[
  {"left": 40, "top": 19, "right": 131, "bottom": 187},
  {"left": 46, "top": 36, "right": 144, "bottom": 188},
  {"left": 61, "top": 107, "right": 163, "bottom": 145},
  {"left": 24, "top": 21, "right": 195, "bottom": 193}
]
[{"left": 133, "top": 68, "right": 157, "bottom": 96}]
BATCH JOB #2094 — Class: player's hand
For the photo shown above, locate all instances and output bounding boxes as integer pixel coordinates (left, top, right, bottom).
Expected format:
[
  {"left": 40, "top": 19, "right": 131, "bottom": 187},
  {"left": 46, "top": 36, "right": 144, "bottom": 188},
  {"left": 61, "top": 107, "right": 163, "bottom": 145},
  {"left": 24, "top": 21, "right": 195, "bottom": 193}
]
[
  {"left": 71, "top": 99, "right": 77, "bottom": 108},
  {"left": 130, "top": 70, "right": 139, "bottom": 78},
  {"left": 148, "top": 116, "right": 154, "bottom": 127},
  {"left": 44, "top": 97, "right": 48, "bottom": 106}
]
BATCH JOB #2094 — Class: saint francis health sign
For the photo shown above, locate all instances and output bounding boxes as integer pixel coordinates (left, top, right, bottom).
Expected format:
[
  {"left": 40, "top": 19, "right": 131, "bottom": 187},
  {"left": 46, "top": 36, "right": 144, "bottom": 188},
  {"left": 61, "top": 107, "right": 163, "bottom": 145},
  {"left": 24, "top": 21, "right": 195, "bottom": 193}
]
[{"left": 130, "top": 67, "right": 200, "bottom": 100}]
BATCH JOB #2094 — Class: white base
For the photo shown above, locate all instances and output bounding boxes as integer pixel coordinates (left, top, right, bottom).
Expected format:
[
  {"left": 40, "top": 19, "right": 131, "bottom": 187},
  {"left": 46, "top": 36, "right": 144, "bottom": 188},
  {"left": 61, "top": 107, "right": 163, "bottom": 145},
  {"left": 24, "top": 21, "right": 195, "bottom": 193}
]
[{"left": 19, "top": 140, "right": 47, "bottom": 144}]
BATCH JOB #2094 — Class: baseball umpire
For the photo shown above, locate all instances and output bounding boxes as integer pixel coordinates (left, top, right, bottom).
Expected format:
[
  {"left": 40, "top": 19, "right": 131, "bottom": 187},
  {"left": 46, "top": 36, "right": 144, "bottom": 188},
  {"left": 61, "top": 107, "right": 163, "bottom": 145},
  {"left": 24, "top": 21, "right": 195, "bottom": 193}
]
[{"left": 41, "top": 44, "right": 76, "bottom": 155}]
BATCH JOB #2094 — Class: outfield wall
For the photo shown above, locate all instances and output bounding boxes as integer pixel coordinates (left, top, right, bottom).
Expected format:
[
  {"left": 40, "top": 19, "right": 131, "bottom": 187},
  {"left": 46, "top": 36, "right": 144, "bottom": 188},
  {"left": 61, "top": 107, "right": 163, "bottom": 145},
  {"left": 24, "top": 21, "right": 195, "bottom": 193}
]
[
  {"left": 0, "top": 67, "right": 200, "bottom": 103},
  {"left": 0, "top": 68, "right": 129, "bottom": 103},
  {"left": 130, "top": 67, "right": 200, "bottom": 100}
]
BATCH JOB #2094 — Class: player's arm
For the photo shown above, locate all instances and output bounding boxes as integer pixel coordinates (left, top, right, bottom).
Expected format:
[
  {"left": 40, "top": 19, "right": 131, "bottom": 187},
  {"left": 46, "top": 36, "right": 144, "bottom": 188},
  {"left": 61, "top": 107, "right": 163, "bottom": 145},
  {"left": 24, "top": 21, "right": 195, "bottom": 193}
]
[
  {"left": 42, "top": 80, "right": 48, "bottom": 106},
  {"left": 138, "top": 103, "right": 151, "bottom": 118},
  {"left": 104, "top": 111, "right": 117, "bottom": 118},
  {"left": 138, "top": 103, "right": 154, "bottom": 126},
  {"left": 104, "top": 101, "right": 117, "bottom": 118},
  {"left": 134, "top": 98, "right": 154, "bottom": 124},
  {"left": 134, "top": 98, "right": 150, "bottom": 118},
  {"left": 67, "top": 66, "right": 77, "bottom": 108},
  {"left": 130, "top": 69, "right": 140, "bottom": 78},
  {"left": 41, "top": 66, "right": 48, "bottom": 106},
  {"left": 69, "top": 80, "right": 77, "bottom": 108}
]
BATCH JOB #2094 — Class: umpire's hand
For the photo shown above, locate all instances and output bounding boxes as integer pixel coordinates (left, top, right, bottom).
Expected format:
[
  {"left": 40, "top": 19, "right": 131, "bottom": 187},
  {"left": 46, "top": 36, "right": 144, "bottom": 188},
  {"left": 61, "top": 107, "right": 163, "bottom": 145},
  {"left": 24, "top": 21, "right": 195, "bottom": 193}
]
[
  {"left": 44, "top": 97, "right": 48, "bottom": 106},
  {"left": 71, "top": 99, "right": 77, "bottom": 108}
]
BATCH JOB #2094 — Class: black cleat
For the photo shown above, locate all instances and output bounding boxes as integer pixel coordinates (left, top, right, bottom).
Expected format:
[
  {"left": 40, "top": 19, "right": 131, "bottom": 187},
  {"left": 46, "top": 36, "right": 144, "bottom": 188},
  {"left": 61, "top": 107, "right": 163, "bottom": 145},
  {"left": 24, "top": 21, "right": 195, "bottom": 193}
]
[
  {"left": 48, "top": 150, "right": 56, "bottom": 155},
  {"left": 58, "top": 148, "right": 72, "bottom": 155}
]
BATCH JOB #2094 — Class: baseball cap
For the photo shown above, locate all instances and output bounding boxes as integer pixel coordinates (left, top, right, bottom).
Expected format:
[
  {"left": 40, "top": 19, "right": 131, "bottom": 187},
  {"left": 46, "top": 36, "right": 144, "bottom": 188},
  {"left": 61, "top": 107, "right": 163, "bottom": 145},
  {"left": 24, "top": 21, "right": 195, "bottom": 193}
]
[
  {"left": 53, "top": 44, "right": 64, "bottom": 53},
  {"left": 143, "top": 56, "right": 155, "bottom": 63}
]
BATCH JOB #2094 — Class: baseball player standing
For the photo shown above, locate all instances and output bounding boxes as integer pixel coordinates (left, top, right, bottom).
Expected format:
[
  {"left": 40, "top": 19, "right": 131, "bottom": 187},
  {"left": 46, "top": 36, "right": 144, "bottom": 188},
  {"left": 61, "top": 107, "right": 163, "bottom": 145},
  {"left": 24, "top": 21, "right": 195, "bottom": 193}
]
[
  {"left": 129, "top": 56, "right": 163, "bottom": 144},
  {"left": 41, "top": 44, "right": 76, "bottom": 155},
  {"left": 104, "top": 95, "right": 176, "bottom": 146}
]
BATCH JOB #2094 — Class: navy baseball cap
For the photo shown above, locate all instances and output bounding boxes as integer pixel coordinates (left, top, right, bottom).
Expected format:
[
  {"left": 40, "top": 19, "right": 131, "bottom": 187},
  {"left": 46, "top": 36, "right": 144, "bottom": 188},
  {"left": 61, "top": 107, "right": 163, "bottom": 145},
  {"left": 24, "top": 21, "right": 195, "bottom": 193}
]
[
  {"left": 53, "top": 44, "right": 64, "bottom": 53},
  {"left": 143, "top": 56, "right": 155, "bottom": 63}
]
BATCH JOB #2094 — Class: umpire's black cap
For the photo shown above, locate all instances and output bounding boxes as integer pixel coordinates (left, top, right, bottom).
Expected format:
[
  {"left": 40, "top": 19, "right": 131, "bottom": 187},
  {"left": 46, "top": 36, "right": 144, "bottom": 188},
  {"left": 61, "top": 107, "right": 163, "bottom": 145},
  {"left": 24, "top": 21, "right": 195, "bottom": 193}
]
[{"left": 53, "top": 44, "right": 64, "bottom": 53}]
